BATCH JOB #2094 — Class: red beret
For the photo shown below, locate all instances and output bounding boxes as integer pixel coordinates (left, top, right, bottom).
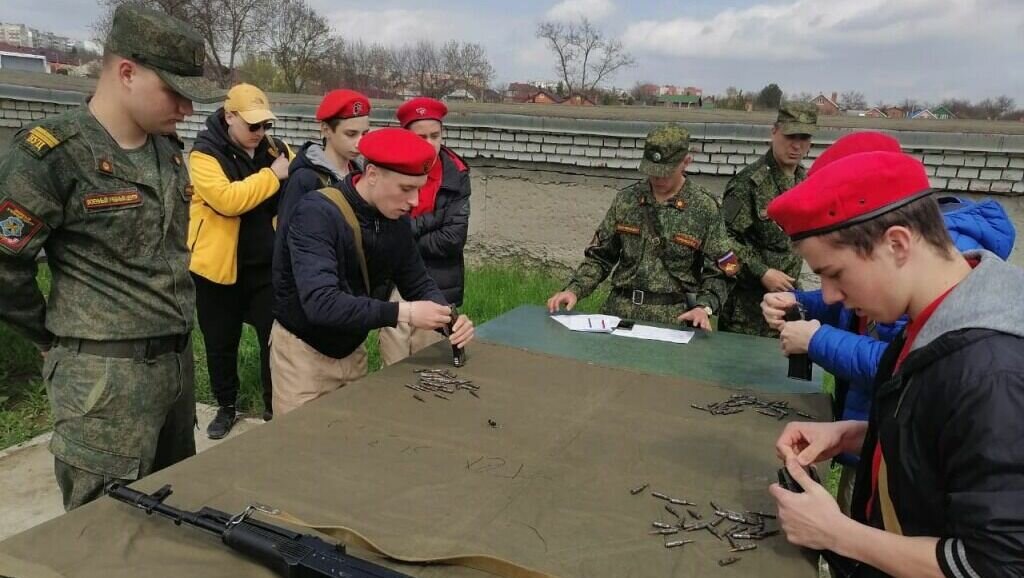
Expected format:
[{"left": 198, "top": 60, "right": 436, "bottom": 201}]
[
  {"left": 358, "top": 127, "right": 437, "bottom": 176},
  {"left": 768, "top": 151, "right": 933, "bottom": 241},
  {"left": 809, "top": 131, "right": 902, "bottom": 177},
  {"left": 316, "top": 89, "right": 370, "bottom": 121},
  {"left": 396, "top": 97, "right": 448, "bottom": 128}
]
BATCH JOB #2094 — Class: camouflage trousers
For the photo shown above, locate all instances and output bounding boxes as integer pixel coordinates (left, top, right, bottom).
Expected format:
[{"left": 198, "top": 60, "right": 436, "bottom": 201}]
[
  {"left": 719, "top": 284, "right": 777, "bottom": 338},
  {"left": 601, "top": 292, "right": 717, "bottom": 328},
  {"left": 43, "top": 340, "right": 197, "bottom": 511}
]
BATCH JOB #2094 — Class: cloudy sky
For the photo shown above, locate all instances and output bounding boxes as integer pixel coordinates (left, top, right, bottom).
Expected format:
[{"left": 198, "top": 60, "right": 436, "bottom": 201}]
[{"left": 3, "top": 0, "right": 1022, "bottom": 103}]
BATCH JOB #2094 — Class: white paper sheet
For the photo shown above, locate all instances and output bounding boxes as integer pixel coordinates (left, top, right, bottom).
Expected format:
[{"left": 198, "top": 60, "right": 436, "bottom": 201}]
[
  {"left": 550, "top": 314, "right": 621, "bottom": 333},
  {"left": 611, "top": 324, "right": 695, "bottom": 344}
]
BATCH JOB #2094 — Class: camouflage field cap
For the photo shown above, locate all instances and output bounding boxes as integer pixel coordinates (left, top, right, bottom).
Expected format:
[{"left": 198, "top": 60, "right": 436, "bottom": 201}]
[
  {"left": 776, "top": 102, "right": 819, "bottom": 136},
  {"left": 105, "top": 5, "right": 224, "bottom": 103},
  {"left": 639, "top": 123, "right": 691, "bottom": 177}
]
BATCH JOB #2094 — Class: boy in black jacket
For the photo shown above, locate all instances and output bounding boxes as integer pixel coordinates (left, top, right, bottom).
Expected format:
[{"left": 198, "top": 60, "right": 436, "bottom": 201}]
[
  {"left": 767, "top": 150, "right": 1024, "bottom": 578},
  {"left": 270, "top": 128, "right": 474, "bottom": 415},
  {"left": 379, "top": 97, "right": 471, "bottom": 365}
]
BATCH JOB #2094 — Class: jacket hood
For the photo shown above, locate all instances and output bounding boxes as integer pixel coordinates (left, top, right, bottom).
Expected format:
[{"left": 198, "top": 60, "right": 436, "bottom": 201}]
[
  {"left": 911, "top": 250, "right": 1024, "bottom": 353},
  {"left": 938, "top": 196, "right": 1016, "bottom": 260},
  {"left": 195, "top": 108, "right": 231, "bottom": 150},
  {"left": 292, "top": 141, "right": 364, "bottom": 182}
]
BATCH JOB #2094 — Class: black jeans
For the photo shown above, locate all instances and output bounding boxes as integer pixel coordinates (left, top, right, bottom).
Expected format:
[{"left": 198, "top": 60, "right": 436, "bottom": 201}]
[{"left": 192, "top": 267, "right": 273, "bottom": 411}]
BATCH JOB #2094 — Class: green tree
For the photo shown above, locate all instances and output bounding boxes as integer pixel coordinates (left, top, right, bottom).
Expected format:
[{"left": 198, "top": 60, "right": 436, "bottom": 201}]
[{"left": 756, "top": 83, "right": 783, "bottom": 110}]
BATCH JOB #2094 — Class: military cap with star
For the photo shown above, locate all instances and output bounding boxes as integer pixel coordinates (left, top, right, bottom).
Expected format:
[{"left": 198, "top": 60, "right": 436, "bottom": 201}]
[
  {"left": 776, "top": 102, "right": 819, "bottom": 136},
  {"left": 639, "top": 123, "right": 691, "bottom": 178}
]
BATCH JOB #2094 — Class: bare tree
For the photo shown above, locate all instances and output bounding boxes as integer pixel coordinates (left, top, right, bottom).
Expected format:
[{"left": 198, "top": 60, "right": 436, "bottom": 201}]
[
  {"left": 192, "top": 0, "right": 266, "bottom": 86},
  {"left": 443, "top": 41, "right": 495, "bottom": 98},
  {"left": 839, "top": 90, "right": 867, "bottom": 110},
  {"left": 258, "top": 0, "right": 333, "bottom": 93},
  {"left": 96, "top": 0, "right": 267, "bottom": 86},
  {"left": 391, "top": 40, "right": 495, "bottom": 99},
  {"left": 536, "top": 17, "right": 634, "bottom": 97}
]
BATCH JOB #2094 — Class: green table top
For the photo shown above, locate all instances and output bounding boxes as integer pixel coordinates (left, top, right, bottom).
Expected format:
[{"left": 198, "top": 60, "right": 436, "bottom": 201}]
[{"left": 476, "top": 305, "right": 823, "bottom": 394}]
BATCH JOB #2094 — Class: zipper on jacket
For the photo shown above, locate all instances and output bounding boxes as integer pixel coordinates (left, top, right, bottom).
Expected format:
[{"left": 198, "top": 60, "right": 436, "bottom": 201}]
[{"left": 190, "top": 219, "right": 204, "bottom": 252}]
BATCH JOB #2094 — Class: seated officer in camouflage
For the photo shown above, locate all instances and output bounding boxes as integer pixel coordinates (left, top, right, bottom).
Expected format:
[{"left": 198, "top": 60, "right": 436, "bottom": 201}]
[
  {"left": 718, "top": 103, "right": 818, "bottom": 337},
  {"left": 0, "top": 6, "right": 222, "bottom": 510},
  {"left": 547, "top": 124, "right": 739, "bottom": 330}
]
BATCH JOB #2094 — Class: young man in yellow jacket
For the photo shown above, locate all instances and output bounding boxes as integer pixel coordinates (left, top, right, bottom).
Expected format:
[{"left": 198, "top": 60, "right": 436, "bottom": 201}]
[{"left": 188, "top": 83, "right": 292, "bottom": 437}]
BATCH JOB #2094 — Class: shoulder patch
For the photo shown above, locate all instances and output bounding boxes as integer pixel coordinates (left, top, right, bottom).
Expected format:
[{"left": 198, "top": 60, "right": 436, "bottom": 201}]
[
  {"left": 19, "top": 126, "right": 63, "bottom": 158},
  {"left": 0, "top": 199, "right": 44, "bottom": 254},
  {"left": 15, "top": 117, "right": 79, "bottom": 159}
]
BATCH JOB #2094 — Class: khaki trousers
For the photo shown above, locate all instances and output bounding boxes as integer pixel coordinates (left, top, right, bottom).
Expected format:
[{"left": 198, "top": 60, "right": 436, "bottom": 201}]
[
  {"left": 378, "top": 288, "right": 445, "bottom": 366},
  {"left": 269, "top": 321, "right": 367, "bottom": 416}
]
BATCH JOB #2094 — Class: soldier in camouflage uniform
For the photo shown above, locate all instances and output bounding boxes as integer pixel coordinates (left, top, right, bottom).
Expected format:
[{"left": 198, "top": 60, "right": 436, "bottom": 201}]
[
  {"left": 718, "top": 103, "right": 818, "bottom": 337},
  {"left": 0, "top": 6, "right": 222, "bottom": 510},
  {"left": 547, "top": 124, "right": 739, "bottom": 329}
]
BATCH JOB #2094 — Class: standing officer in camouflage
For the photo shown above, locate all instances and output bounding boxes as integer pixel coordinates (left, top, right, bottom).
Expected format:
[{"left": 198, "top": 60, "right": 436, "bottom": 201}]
[
  {"left": 547, "top": 124, "right": 739, "bottom": 329},
  {"left": 0, "top": 6, "right": 222, "bottom": 510},
  {"left": 718, "top": 103, "right": 818, "bottom": 336}
]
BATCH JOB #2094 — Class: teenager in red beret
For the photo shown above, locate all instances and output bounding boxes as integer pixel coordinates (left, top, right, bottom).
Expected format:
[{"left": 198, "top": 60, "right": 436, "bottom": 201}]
[
  {"left": 277, "top": 89, "right": 371, "bottom": 228},
  {"left": 768, "top": 151, "right": 1024, "bottom": 577},
  {"left": 270, "top": 127, "right": 475, "bottom": 414},
  {"left": 378, "top": 97, "right": 472, "bottom": 365}
]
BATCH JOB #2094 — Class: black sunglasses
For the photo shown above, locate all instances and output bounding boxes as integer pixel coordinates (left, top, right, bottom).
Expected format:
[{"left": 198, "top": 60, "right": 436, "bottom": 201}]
[{"left": 247, "top": 121, "right": 273, "bottom": 133}]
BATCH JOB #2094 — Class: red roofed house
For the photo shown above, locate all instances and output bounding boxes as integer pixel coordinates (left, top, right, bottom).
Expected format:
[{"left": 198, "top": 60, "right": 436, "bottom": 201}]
[{"left": 812, "top": 92, "right": 841, "bottom": 116}]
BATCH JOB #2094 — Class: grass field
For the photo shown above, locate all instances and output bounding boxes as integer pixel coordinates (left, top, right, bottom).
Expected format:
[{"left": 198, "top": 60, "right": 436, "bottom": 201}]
[{"left": 0, "top": 262, "right": 607, "bottom": 450}]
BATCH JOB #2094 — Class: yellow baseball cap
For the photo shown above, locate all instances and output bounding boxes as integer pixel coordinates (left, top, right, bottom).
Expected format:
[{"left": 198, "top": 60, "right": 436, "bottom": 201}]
[{"left": 224, "top": 83, "right": 276, "bottom": 124}]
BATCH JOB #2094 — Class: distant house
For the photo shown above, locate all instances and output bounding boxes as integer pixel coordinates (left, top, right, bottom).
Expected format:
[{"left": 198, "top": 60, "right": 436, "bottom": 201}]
[
  {"left": 844, "top": 109, "right": 871, "bottom": 117},
  {"left": 443, "top": 89, "right": 476, "bottom": 103},
  {"left": 505, "top": 82, "right": 539, "bottom": 103},
  {"left": 560, "top": 94, "right": 595, "bottom": 106},
  {"left": 883, "top": 106, "right": 906, "bottom": 119},
  {"left": 479, "top": 88, "right": 502, "bottom": 103},
  {"left": 523, "top": 90, "right": 560, "bottom": 104},
  {"left": 657, "top": 94, "right": 702, "bottom": 109},
  {"left": 931, "top": 105, "right": 955, "bottom": 120},
  {"left": 911, "top": 109, "right": 938, "bottom": 120},
  {"left": 812, "top": 92, "right": 841, "bottom": 116},
  {"left": 864, "top": 107, "right": 887, "bottom": 118},
  {"left": 683, "top": 86, "right": 703, "bottom": 96}
]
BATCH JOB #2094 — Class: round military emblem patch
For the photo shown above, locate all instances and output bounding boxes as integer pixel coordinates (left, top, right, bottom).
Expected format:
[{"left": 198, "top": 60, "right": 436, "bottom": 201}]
[
  {"left": 651, "top": 151, "right": 662, "bottom": 162},
  {"left": 353, "top": 102, "right": 363, "bottom": 115}
]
